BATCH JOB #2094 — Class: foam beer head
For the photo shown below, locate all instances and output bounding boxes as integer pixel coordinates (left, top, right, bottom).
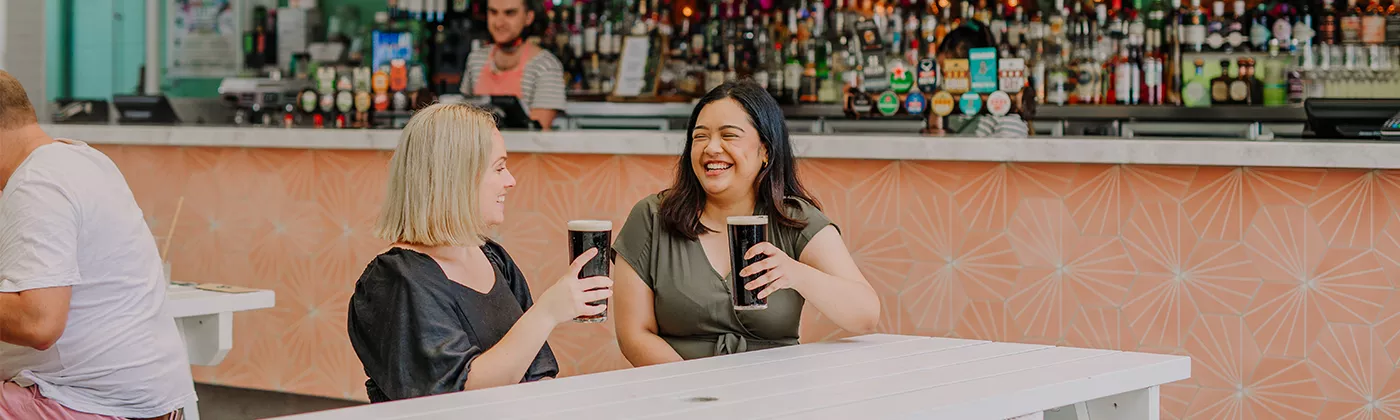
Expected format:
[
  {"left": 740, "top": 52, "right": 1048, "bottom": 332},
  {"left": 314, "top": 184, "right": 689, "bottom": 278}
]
[
  {"left": 567, "top": 220, "right": 613, "bottom": 232},
  {"left": 726, "top": 215, "right": 769, "bottom": 226}
]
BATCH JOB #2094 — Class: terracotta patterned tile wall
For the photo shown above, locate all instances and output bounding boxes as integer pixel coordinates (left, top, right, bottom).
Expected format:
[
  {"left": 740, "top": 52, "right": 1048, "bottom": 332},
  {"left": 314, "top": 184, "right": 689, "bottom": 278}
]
[{"left": 93, "top": 144, "right": 1400, "bottom": 419}]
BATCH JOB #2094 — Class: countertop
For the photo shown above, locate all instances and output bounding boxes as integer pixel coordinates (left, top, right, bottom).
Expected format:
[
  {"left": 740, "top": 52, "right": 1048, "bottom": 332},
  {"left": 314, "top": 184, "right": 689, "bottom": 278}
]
[{"left": 41, "top": 124, "right": 1400, "bottom": 169}]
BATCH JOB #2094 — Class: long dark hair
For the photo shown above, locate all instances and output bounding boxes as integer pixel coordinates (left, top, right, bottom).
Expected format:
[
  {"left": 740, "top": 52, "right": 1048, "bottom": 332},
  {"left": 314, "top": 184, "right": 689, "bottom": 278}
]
[{"left": 658, "top": 80, "right": 821, "bottom": 240}]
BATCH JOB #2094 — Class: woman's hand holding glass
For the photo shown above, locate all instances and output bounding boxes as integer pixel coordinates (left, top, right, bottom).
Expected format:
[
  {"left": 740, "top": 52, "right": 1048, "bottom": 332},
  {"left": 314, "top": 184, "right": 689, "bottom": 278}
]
[
  {"left": 536, "top": 248, "right": 613, "bottom": 323},
  {"left": 738, "top": 243, "right": 816, "bottom": 300}
]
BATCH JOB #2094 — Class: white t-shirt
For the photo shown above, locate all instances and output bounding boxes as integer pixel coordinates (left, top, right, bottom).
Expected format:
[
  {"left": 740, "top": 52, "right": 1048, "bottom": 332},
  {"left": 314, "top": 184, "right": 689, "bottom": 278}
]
[{"left": 0, "top": 140, "right": 196, "bottom": 418}]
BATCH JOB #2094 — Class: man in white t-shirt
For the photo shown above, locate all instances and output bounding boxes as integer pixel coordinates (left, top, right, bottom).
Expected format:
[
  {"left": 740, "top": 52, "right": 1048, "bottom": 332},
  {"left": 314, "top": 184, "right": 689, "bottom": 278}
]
[{"left": 0, "top": 71, "right": 196, "bottom": 419}]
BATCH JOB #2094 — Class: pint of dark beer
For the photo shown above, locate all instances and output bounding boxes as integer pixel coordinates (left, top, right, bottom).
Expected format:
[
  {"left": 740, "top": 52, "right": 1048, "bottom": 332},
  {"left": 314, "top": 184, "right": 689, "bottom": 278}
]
[
  {"left": 727, "top": 215, "right": 769, "bottom": 311},
  {"left": 568, "top": 220, "right": 613, "bottom": 323}
]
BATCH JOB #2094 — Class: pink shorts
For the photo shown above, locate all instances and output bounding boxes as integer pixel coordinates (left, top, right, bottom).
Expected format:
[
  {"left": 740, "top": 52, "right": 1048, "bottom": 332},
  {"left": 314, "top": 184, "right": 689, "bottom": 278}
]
[{"left": 0, "top": 382, "right": 124, "bottom": 420}]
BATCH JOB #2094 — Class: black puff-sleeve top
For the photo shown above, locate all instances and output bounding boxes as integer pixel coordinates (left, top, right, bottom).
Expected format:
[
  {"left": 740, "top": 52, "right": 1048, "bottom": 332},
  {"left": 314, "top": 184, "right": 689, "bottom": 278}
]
[{"left": 347, "top": 242, "right": 558, "bottom": 402}]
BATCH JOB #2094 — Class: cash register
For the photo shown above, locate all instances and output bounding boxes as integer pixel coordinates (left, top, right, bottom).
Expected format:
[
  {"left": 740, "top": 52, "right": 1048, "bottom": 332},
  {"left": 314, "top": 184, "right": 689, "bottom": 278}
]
[
  {"left": 443, "top": 95, "right": 540, "bottom": 130},
  {"left": 1305, "top": 99, "right": 1400, "bottom": 140}
]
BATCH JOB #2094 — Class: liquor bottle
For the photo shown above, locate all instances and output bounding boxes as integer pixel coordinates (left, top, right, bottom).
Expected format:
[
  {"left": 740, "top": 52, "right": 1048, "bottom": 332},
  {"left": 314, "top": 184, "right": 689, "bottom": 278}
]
[
  {"left": 754, "top": 18, "right": 772, "bottom": 93},
  {"left": 768, "top": 17, "right": 786, "bottom": 99},
  {"left": 726, "top": 43, "right": 740, "bottom": 83},
  {"left": 1295, "top": 0, "right": 1316, "bottom": 51},
  {"left": 1046, "top": 49, "right": 1072, "bottom": 105},
  {"left": 990, "top": 4, "right": 1009, "bottom": 46},
  {"left": 1072, "top": 6, "right": 1103, "bottom": 104},
  {"left": 1130, "top": 2, "right": 1149, "bottom": 39},
  {"left": 1208, "top": 1, "right": 1229, "bottom": 51},
  {"left": 584, "top": 9, "right": 600, "bottom": 60},
  {"left": 998, "top": 23, "right": 1015, "bottom": 59},
  {"left": 1143, "top": 29, "right": 1167, "bottom": 104},
  {"left": 888, "top": 8, "right": 905, "bottom": 55},
  {"left": 1009, "top": 6, "right": 1028, "bottom": 51},
  {"left": 1110, "top": 35, "right": 1141, "bottom": 104},
  {"left": 1226, "top": 0, "right": 1248, "bottom": 52},
  {"left": 1103, "top": 2, "right": 1125, "bottom": 61},
  {"left": 1249, "top": 57, "right": 1266, "bottom": 104},
  {"left": 824, "top": 45, "right": 847, "bottom": 104},
  {"left": 1264, "top": 47, "right": 1289, "bottom": 105},
  {"left": 353, "top": 67, "right": 372, "bottom": 128},
  {"left": 976, "top": 0, "right": 994, "bottom": 25},
  {"left": 1168, "top": 0, "right": 1185, "bottom": 105},
  {"left": 843, "top": 46, "right": 861, "bottom": 96},
  {"left": 1387, "top": 0, "right": 1400, "bottom": 46},
  {"left": 783, "top": 42, "right": 803, "bottom": 104},
  {"left": 937, "top": 5, "right": 956, "bottom": 47},
  {"left": 801, "top": 46, "right": 820, "bottom": 103},
  {"left": 1184, "top": 58, "right": 1212, "bottom": 106},
  {"left": 371, "top": 69, "right": 389, "bottom": 112},
  {"left": 389, "top": 60, "right": 409, "bottom": 112},
  {"left": 706, "top": 51, "right": 725, "bottom": 93},
  {"left": 922, "top": 2, "right": 939, "bottom": 57},
  {"left": 1185, "top": 0, "right": 1209, "bottom": 52},
  {"left": 1094, "top": 3, "right": 1113, "bottom": 65},
  {"left": 1229, "top": 58, "right": 1253, "bottom": 104},
  {"left": 1049, "top": 0, "right": 1069, "bottom": 45},
  {"left": 1251, "top": 3, "right": 1273, "bottom": 52},
  {"left": 905, "top": 13, "right": 923, "bottom": 65},
  {"left": 298, "top": 87, "right": 319, "bottom": 127},
  {"left": 1344, "top": 0, "right": 1364, "bottom": 44},
  {"left": 1212, "top": 59, "right": 1234, "bottom": 104},
  {"left": 334, "top": 72, "right": 354, "bottom": 128},
  {"left": 1028, "top": 8, "right": 1048, "bottom": 60},
  {"left": 1288, "top": 47, "right": 1309, "bottom": 102},
  {"left": 1272, "top": 2, "right": 1294, "bottom": 52},
  {"left": 245, "top": 6, "right": 271, "bottom": 70},
  {"left": 1365, "top": 0, "right": 1387, "bottom": 44},
  {"left": 1322, "top": 0, "right": 1340, "bottom": 45},
  {"left": 1148, "top": 0, "right": 1170, "bottom": 35},
  {"left": 817, "top": 27, "right": 840, "bottom": 104},
  {"left": 316, "top": 66, "right": 336, "bottom": 127}
]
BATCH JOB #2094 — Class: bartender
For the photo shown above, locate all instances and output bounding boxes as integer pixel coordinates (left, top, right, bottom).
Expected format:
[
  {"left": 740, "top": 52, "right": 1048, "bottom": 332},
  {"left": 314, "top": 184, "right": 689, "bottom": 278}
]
[{"left": 461, "top": 0, "right": 566, "bottom": 130}]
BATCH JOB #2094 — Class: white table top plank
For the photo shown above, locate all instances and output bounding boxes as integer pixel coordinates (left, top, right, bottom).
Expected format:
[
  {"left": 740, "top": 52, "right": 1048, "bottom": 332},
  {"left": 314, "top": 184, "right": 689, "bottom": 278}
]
[
  {"left": 466, "top": 337, "right": 989, "bottom": 419},
  {"left": 266, "top": 335, "right": 1191, "bottom": 420},
  {"left": 271, "top": 334, "right": 921, "bottom": 420},
  {"left": 560, "top": 340, "right": 1054, "bottom": 420},
  {"left": 776, "top": 351, "right": 1191, "bottom": 420},
  {"left": 165, "top": 285, "right": 275, "bottom": 318},
  {"left": 641, "top": 344, "right": 1116, "bottom": 420}
]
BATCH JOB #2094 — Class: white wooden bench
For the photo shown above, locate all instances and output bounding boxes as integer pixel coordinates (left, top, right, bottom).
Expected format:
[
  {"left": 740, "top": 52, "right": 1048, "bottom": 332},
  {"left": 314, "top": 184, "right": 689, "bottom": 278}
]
[
  {"left": 269, "top": 334, "right": 1189, "bottom": 420},
  {"left": 167, "top": 284, "right": 276, "bottom": 420}
]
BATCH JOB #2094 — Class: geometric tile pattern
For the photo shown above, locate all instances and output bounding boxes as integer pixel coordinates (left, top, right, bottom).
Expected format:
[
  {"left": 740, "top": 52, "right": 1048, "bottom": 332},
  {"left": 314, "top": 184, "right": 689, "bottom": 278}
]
[{"left": 94, "top": 145, "right": 1400, "bottom": 418}]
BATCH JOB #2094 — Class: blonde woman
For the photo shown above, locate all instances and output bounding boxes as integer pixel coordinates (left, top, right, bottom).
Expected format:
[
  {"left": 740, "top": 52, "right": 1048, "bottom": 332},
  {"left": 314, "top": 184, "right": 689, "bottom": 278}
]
[{"left": 347, "top": 104, "right": 611, "bottom": 402}]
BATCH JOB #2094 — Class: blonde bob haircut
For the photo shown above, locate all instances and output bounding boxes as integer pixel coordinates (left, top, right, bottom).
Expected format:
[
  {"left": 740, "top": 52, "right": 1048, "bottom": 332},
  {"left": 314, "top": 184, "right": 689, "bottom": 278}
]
[{"left": 374, "top": 103, "right": 498, "bottom": 247}]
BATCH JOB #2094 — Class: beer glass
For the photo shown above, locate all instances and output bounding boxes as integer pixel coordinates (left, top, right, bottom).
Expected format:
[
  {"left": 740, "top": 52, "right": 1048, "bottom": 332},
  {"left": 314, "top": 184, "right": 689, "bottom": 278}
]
[
  {"left": 568, "top": 220, "right": 612, "bottom": 323},
  {"left": 727, "top": 215, "right": 769, "bottom": 311}
]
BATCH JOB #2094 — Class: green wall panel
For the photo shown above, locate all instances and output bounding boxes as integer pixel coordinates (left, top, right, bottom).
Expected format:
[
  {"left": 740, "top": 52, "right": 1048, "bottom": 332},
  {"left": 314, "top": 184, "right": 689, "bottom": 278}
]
[{"left": 47, "top": 0, "right": 391, "bottom": 99}]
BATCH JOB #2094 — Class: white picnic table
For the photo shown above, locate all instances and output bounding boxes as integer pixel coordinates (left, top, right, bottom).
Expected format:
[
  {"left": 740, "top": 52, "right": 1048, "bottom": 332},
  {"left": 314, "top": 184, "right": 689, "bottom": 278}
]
[
  {"left": 167, "top": 284, "right": 276, "bottom": 420},
  {"left": 268, "top": 334, "right": 1190, "bottom": 420}
]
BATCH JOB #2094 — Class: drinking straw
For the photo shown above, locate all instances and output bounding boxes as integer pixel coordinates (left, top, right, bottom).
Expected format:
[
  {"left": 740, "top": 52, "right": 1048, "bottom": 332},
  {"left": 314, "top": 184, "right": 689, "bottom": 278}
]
[{"left": 161, "top": 196, "right": 185, "bottom": 261}]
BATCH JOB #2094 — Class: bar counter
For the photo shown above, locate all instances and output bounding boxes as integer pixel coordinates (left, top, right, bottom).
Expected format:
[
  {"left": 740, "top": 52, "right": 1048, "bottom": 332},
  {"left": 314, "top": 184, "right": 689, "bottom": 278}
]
[
  {"left": 48, "top": 123, "right": 1400, "bottom": 418},
  {"left": 45, "top": 124, "right": 1400, "bottom": 169}
]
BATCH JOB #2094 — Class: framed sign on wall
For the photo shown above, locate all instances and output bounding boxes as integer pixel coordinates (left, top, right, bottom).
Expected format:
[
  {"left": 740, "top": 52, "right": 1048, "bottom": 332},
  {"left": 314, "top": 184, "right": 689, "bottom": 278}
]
[{"left": 167, "top": 0, "right": 242, "bottom": 78}]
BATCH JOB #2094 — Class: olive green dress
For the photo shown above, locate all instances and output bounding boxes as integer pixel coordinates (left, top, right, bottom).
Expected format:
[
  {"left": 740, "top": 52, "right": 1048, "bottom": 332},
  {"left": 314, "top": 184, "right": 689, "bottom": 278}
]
[{"left": 613, "top": 194, "right": 835, "bottom": 360}]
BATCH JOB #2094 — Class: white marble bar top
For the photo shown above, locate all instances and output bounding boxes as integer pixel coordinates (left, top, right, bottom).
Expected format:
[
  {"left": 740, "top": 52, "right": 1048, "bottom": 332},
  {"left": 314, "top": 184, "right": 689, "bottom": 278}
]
[{"left": 41, "top": 124, "right": 1400, "bottom": 169}]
